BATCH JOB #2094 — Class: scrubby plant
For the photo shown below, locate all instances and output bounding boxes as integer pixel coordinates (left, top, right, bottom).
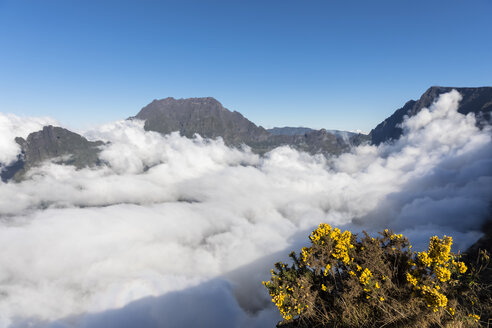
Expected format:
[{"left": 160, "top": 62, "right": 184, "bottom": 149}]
[{"left": 263, "top": 224, "right": 491, "bottom": 327}]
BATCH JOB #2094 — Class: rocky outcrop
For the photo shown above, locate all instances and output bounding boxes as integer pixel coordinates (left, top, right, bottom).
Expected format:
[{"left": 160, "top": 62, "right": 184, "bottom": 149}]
[
  {"left": 267, "top": 127, "right": 315, "bottom": 136},
  {"left": 260, "top": 129, "right": 368, "bottom": 155},
  {"left": 370, "top": 86, "right": 492, "bottom": 145},
  {"left": 132, "top": 97, "right": 366, "bottom": 155},
  {"left": 1, "top": 126, "right": 103, "bottom": 181},
  {"left": 132, "top": 97, "right": 271, "bottom": 145},
  {"left": 7, "top": 87, "right": 489, "bottom": 182}
]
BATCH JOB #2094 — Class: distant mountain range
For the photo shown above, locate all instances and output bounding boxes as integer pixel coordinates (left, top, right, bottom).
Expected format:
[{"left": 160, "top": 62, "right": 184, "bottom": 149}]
[
  {"left": 2, "top": 86, "right": 491, "bottom": 182},
  {"left": 267, "top": 127, "right": 315, "bottom": 136},
  {"left": 267, "top": 127, "right": 357, "bottom": 138},
  {"left": 130, "top": 97, "right": 367, "bottom": 155}
]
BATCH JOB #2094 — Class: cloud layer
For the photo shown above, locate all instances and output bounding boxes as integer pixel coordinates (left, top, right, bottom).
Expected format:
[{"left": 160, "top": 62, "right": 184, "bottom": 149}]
[{"left": 0, "top": 90, "right": 491, "bottom": 327}]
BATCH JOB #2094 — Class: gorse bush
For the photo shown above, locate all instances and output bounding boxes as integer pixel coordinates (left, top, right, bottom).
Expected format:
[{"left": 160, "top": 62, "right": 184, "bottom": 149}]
[{"left": 263, "top": 224, "right": 492, "bottom": 327}]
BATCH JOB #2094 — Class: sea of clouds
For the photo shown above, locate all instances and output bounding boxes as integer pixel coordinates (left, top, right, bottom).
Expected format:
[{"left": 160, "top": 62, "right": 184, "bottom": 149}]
[{"left": 0, "top": 90, "right": 491, "bottom": 327}]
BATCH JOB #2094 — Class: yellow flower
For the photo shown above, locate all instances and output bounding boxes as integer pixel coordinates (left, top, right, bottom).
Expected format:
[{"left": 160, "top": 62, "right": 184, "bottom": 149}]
[
  {"left": 309, "top": 223, "right": 332, "bottom": 244},
  {"left": 301, "top": 247, "right": 310, "bottom": 263},
  {"left": 435, "top": 266, "right": 451, "bottom": 282},
  {"left": 359, "top": 268, "right": 372, "bottom": 285},
  {"left": 468, "top": 314, "right": 480, "bottom": 323},
  {"left": 418, "top": 251, "right": 432, "bottom": 267},
  {"left": 390, "top": 233, "right": 403, "bottom": 240},
  {"left": 427, "top": 235, "right": 452, "bottom": 266},
  {"left": 379, "top": 297, "right": 385, "bottom": 301},
  {"left": 454, "top": 261, "right": 467, "bottom": 274},
  {"left": 321, "top": 284, "right": 327, "bottom": 291},
  {"left": 420, "top": 285, "right": 447, "bottom": 311},
  {"left": 406, "top": 273, "right": 418, "bottom": 287},
  {"left": 323, "top": 264, "right": 331, "bottom": 276}
]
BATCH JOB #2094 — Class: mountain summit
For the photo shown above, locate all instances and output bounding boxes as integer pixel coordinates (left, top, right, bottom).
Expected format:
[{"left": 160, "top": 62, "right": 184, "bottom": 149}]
[
  {"left": 132, "top": 97, "right": 270, "bottom": 146},
  {"left": 1, "top": 126, "right": 103, "bottom": 181},
  {"left": 2, "top": 87, "right": 491, "bottom": 182},
  {"left": 132, "top": 97, "right": 365, "bottom": 154}
]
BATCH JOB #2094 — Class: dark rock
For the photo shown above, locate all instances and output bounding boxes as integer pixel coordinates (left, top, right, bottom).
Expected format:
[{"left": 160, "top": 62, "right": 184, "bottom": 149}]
[
  {"left": 257, "top": 129, "right": 368, "bottom": 155},
  {"left": 267, "top": 127, "right": 315, "bottom": 136},
  {"left": 132, "top": 97, "right": 270, "bottom": 146},
  {"left": 370, "top": 86, "right": 492, "bottom": 145},
  {"left": 3, "top": 126, "right": 104, "bottom": 181},
  {"left": 0, "top": 154, "right": 25, "bottom": 182},
  {"left": 466, "top": 204, "right": 492, "bottom": 257},
  {"left": 131, "top": 97, "right": 366, "bottom": 155}
]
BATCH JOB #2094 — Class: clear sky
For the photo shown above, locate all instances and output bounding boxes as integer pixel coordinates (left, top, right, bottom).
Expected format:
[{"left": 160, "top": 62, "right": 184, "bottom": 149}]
[{"left": 0, "top": 0, "right": 491, "bottom": 132}]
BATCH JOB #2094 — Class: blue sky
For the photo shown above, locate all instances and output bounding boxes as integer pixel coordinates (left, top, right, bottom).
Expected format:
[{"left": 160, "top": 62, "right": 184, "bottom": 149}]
[{"left": 0, "top": 0, "right": 491, "bottom": 132}]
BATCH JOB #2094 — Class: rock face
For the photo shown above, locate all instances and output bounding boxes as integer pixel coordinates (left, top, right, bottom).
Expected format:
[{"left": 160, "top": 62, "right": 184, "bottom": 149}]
[
  {"left": 370, "top": 86, "right": 492, "bottom": 145},
  {"left": 4, "top": 87, "right": 489, "bottom": 182},
  {"left": 268, "top": 127, "right": 315, "bottom": 136},
  {"left": 1, "top": 126, "right": 103, "bottom": 181},
  {"left": 133, "top": 97, "right": 271, "bottom": 145},
  {"left": 133, "top": 97, "right": 366, "bottom": 155},
  {"left": 262, "top": 129, "right": 367, "bottom": 155}
]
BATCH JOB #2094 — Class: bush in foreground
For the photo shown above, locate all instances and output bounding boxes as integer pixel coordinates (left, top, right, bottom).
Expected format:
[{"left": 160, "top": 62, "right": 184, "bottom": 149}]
[{"left": 263, "top": 224, "right": 491, "bottom": 327}]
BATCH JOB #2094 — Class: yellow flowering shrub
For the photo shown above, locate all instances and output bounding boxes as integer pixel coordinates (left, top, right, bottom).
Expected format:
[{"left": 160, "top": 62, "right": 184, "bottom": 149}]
[{"left": 263, "top": 225, "right": 491, "bottom": 328}]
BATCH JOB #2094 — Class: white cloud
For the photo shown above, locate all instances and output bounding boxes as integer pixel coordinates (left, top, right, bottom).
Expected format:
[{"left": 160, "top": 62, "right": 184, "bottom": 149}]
[{"left": 0, "top": 90, "right": 490, "bottom": 327}]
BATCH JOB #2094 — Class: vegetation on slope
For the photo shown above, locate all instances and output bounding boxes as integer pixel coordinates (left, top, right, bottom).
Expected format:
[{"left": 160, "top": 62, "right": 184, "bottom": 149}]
[{"left": 263, "top": 224, "right": 492, "bottom": 327}]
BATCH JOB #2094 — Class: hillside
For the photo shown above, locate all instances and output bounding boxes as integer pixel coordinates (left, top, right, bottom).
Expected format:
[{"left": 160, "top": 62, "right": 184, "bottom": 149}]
[{"left": 370, "top": 86, "right": 492, "bottom": 145}]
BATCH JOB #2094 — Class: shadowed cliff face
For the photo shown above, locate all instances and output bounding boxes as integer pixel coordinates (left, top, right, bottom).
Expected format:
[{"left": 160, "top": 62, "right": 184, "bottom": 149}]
[
  {"left": 1, "top": 126, "right": 103, "bottom": 181},
  {"left": 370, "top": 86, "right": 492, "bottom": 145}
]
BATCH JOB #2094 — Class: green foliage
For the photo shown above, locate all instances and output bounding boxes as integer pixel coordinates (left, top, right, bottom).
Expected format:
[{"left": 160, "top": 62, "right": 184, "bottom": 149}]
[{"left": 263, "top": 224, "right": 492, "bottom": 328}]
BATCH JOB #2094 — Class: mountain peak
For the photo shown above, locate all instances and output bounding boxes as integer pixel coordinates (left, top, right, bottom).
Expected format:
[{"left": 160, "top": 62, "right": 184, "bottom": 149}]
[
  {"left": 149, "top": 96, "right": 224, "bottom": 108},
  {"left": 132, "top": 96, "right": 269, "bottom": 144},
  {"left": 370, "top": 86, "right": 492, "bottom": 144},
  {"left": 1, "top": 126, "right": 103, "bottom": 182}
]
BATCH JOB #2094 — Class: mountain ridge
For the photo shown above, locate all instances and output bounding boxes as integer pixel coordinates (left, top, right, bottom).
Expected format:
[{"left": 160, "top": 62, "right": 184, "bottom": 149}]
[
  {"left": 1, "top": 126, "right": 103, "bottom": 181},
  {"left": 132, "top": 97, "right": 271, "bottom": 145},
  {"left": 2, "top": 86, "right": 492, "bottom": 182},
  {"left": 131, "top": 96, "right": 364, "bottom": 154},
  {"left": 370, "top": 86, "right": 492, "bottom": 145}
]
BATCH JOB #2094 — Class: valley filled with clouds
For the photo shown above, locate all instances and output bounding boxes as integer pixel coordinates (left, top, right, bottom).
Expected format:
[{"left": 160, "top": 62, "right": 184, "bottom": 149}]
[{"left": 0, "top": 91, "right": 491, "bottom": 327}]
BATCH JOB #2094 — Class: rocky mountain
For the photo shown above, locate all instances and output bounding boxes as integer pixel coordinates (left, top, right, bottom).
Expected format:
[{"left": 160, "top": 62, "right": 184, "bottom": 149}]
[
  {"left": 370, "top": 86, "right": 492, "bottom": 145},
  {"left": 259, "top": 129, "right": 347, "bottom": 155},
  {"left": 132, "top": 97, "right": 271, "bottom": 145},
  {"left": 3, "top": 87, "right": 491, "bottom": 182},
  {"left": 267, "top": 127, "right": 315, "bottom": 136},
  {"left": 1, "top": 126, "right": 103, "bottom": 181},
  {"left": 268, "top": 127, "right": 359, "bottom": 140},
  {"left": 132, "top": 97, "right": 365, "bottom": 154}
]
